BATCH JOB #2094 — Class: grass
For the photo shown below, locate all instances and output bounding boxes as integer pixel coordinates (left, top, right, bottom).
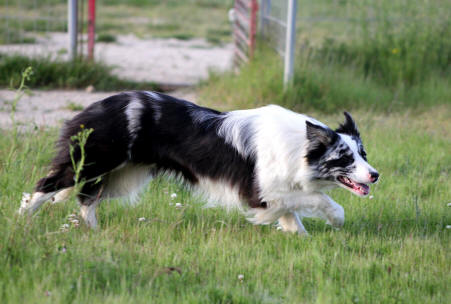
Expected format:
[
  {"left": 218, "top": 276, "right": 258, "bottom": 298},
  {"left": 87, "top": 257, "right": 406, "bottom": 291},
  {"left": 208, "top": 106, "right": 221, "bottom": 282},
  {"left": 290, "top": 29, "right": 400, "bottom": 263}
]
[
  {"left": 199, "top": 49, "right": 450, "bottom": 113},
  {"left": 0, "top": 1, "right": 449, "bottom": 300},
  {"left": 96, "top": 33, "right": 117, "bottom": 44},
  {"left": 200, "top": 0, "right": 450, "bottom": 113},
  {"left": 0, "top": 107, "right": 450, "bottom": 303},
  {"left": 0, "top": 1, "right": 233, "bottom": 45},
  {"left": 64, "top": 102, "right": 84, "bottom": 112},
  {"left": 0, "top": 54, "right": 161, "bottom": 91}
]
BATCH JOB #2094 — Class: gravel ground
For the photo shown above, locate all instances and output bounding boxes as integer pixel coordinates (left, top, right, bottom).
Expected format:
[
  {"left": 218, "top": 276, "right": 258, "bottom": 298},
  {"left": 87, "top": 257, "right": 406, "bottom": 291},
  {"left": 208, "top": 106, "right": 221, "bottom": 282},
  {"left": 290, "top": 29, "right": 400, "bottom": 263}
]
[
  {"left": 0, "top": 32, "right": 231, "bottom": 129},
  {"left": 0, "top": 88, "right": 198, "bottom": 129},
  {"left": 0, "top": 33, "right": 233, "bottom": 85}
]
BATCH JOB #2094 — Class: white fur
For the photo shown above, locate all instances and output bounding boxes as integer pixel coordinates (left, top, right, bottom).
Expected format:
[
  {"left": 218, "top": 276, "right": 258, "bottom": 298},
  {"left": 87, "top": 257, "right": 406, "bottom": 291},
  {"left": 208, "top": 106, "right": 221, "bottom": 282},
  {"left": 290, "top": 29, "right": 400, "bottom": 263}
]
[
  {"left": 18, "top": 191, "right": 57, "bottom": 215},
  {"left": 216, "top": 105, "right": 365, "bottom": 233},
  {"left": 80, "top": 201, "right": 100, "bottom": 229},
  {"left": 145, "top": 91, "right": 163, "bottom": 121},
  {"left": 196, "top": 178, "right": 243, "bottom": 211},
  {"left": 102, "top": 164, "right": 153, "bottom": 203},
  {"left": 340, "top": 134, "right": 376, "bottom": 184},
  {"left": 125, "top": 97, "right": 144, "bottom": 158}
]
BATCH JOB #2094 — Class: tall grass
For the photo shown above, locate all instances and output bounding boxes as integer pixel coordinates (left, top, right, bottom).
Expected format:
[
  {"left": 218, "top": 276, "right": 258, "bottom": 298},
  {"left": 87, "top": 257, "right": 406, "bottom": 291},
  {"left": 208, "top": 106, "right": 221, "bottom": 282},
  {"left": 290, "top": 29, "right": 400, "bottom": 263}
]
[
  {"left": 1, "top": 108, "right": 450, "bottom": 303},
  {"left": 200, "top": 0, "right": 450, "bottom": 113}
]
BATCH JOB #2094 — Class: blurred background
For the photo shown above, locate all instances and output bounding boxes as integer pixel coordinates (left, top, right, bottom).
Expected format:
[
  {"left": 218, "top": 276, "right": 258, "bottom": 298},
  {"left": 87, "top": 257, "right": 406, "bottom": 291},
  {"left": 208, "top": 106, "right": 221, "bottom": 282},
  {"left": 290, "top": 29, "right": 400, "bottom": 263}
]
[
  {"left": 0, "top": 3, "right": 450, "bottom": 302},
  {"left": 0, "top": 0, "right": 449, "bottom": 126}
]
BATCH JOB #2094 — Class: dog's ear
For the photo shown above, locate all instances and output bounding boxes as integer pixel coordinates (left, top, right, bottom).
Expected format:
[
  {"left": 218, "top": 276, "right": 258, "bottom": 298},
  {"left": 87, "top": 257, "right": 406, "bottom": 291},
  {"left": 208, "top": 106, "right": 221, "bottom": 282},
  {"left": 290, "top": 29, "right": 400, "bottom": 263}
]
[
  {"left": 335, "top": 111, "right": 360, "bottom": 137},
  {"left": 306, "top": 121, "right": 337, "bottom": 146}
]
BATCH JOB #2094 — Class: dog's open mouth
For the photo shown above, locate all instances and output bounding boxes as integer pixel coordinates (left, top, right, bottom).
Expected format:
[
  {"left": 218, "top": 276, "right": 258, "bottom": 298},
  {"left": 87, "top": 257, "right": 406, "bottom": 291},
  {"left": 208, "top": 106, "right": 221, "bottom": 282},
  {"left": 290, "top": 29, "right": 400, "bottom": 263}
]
[{"left": 337, "top": 176, "right": 369, "bottom": 196}]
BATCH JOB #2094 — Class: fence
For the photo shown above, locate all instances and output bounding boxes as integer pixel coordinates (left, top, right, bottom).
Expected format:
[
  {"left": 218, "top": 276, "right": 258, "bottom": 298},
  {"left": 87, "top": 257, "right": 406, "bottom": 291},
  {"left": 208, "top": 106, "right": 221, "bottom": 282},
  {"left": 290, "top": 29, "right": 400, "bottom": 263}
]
[
  {"left": 0, "top": 0, "right": 67, "bottom": 45},
  {"left": 232, "top": 0, "right": 258, "bottom": 66},
  {"left": 259, "top": 0, "right": 297, "bottom": 86},
  {"left": 232, "top": 0, "right": 297, "bottom": 86},
  {"left": 0, "top": 0, "right": 95, "bottom": 60}
]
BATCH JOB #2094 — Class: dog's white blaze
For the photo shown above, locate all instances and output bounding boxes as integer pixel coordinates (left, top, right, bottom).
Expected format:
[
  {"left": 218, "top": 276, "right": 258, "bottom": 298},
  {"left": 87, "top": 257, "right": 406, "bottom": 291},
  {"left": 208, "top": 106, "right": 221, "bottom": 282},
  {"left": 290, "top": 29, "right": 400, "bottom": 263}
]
[
  {"left": 125, "top": 98, "right": 144, "bottom": 158},
  {"left": 340, "top": 134, "right": 376, "bottom": 183},
  {"left": 102, "top": 164, "right": 153, "bottom": 204}
]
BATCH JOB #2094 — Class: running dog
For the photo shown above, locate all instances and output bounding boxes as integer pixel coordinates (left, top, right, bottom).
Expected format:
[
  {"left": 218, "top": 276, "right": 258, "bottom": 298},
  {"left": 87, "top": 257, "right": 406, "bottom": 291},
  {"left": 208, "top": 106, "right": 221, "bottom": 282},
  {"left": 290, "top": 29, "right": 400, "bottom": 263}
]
[{"left": 18, "top": 91, "right": 379, "bottom": 234}]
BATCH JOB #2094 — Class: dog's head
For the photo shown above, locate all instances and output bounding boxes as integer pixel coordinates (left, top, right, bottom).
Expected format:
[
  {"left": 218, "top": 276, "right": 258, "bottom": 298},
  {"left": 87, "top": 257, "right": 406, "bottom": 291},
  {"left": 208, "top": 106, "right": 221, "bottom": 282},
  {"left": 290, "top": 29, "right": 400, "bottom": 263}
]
[{"left": 305, "top": 112, "right": 379, "bottom": 196}]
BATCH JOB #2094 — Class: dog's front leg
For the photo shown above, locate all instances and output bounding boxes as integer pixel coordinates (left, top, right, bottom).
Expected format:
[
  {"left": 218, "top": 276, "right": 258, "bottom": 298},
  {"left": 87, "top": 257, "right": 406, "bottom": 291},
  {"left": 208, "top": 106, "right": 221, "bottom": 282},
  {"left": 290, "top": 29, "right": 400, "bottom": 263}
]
[
  {"left": 316, "top": 194, "right": 345, "bottom": 229},
  {"left": 278, "top": 212, "right": 309, "bottom": 236}
]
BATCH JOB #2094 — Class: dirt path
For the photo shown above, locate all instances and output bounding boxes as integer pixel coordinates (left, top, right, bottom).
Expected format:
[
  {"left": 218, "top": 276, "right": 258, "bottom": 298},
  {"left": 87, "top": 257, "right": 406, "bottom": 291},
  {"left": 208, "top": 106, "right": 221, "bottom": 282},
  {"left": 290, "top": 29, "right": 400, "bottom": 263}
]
[
  {"left": 0, "top": 33, "right": 233, "bottom": 85},
  {"left": 0, "top": 88, "right": 197, "bottom": 129},
  {"left": 0, "top": 33, "right": 232, "bottom": 129}
]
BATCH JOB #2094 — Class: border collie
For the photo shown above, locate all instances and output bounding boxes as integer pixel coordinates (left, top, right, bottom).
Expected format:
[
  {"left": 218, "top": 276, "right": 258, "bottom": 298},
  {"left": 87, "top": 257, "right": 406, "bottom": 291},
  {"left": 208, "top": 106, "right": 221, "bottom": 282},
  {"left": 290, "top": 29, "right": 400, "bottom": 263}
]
[{"left": 18, "top": 91, "right": 379, "bottom": 235}]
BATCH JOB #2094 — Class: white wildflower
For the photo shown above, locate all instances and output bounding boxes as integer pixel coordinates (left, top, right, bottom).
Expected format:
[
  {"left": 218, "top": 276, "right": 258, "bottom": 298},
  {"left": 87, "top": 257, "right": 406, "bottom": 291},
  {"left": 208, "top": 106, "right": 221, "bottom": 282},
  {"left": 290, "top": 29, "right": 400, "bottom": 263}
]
[
  {"left": 447, "top": 203, "right": 451, "bottom": 207},
  {"left": 175, "top": 203, "right": 183, "bottom": 209},
  {"left": 369, "top": 195, "right": 374, "bottom": 199},
  {"left": 170, "top": 193, "right": 177, "bottom": 199},
  {"left": 276, "top": 226, "right": 283, "bottom": 231},
  {"left": 238, "top": 274, "right": 244, "bottom": 281},
  {"left": 446, "top": 225, "right": 451, "bottom": 229},
  {"left": 70, "top": 219, "right": 79, "bottom": 225},
  {"left": 60, "top": 223, "right": 70, "bottom": 232},
  {"left": 138, "top": 217, "right": 146, "bottom": 222}
]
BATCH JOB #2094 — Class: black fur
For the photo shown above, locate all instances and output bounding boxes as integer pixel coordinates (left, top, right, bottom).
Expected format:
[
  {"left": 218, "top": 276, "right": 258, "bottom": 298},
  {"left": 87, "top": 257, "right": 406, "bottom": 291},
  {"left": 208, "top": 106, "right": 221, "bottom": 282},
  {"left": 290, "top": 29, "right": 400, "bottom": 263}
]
[
  {"left": 305, "top": 121, "right": 339, "bottom": 165},
  {"left": 35, "top": 92, "right": 264, "bottom": 208},
  {"left": 335, "top": 112, "right": 360, "bottom": 138},
  {"left": 305, "top": 120, "right": 356, "bottom": 180}
]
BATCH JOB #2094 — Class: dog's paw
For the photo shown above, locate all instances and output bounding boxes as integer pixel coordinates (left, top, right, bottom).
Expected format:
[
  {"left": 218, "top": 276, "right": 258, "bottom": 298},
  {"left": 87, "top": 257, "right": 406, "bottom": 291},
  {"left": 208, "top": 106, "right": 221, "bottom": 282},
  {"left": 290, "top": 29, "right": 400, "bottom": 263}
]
[{"left": 17, "top": 192, "right": 31, "bottom": 215}]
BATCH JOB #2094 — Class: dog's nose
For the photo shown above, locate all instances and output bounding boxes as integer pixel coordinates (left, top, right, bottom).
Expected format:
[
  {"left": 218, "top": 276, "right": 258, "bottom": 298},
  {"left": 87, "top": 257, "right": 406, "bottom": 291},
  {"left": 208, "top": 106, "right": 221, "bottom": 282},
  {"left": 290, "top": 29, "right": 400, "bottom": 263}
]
[{"left": 369, "top": 171, "right": 379, "bottom": 183}]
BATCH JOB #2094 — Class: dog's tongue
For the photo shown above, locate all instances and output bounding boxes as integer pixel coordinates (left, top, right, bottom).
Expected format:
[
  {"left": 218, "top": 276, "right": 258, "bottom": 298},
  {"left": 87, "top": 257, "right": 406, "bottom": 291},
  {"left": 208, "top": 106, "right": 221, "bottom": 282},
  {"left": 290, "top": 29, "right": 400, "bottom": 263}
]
[{"left": 355, "top": 182, "right": 370, "bottom": 196}]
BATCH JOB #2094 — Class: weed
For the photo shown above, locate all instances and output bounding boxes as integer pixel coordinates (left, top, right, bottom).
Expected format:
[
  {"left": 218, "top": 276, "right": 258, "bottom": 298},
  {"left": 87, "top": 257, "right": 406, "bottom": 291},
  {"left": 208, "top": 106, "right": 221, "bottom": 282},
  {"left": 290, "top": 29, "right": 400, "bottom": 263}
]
[
  {"left": 96, "top": 33, "right": 117, "bottom": 43},
  {"left": 69, "top": 125, "right": 94, "bottom": 184},
  {"left": 65, "top": 102, "right": 84, "bottom": 112},
  {"left": 0, "top": 54, "right": 161, "bottom": 91}
]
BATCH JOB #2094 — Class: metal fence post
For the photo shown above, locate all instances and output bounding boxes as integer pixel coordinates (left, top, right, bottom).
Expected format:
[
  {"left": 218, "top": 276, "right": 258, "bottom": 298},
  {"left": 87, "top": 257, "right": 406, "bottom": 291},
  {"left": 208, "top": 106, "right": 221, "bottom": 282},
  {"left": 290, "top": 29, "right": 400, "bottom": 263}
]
[
  {"left": 88, "top": 0, "right": 96, "bottom": 60},
  {"left": 284, "top": 0, "right": 297, "bottom": 87},
  {"left": 259, "top": 0, "right": 271, "bottom": 35},
  {"left": 68, "top": 0, "right": 78, "bottom": 60}
]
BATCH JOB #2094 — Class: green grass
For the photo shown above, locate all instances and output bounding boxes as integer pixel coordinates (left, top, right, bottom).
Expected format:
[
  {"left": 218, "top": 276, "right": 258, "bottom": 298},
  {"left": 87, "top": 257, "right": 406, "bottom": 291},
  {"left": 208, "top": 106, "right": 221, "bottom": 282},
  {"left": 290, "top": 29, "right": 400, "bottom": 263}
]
[
  {"left": 64, "top": 102, "right": 84, "bottom": 112},
  {"left": 96, "top": 33, "right": 117, "bottom": 44},
  {"left": 0, "top": 54, "right": 161, "bottom": 91},
  {"left": 0, "top": 107, "right": 450, "bottom": 303},
  {"left": 0, "top": 1, "right": 233, "bottom": 44},
  {"left": 199, "top": 49, "right": 450, "bottom": 113},
  {"left": 200, "top": 0, "right": 450, "bottom": 113}
]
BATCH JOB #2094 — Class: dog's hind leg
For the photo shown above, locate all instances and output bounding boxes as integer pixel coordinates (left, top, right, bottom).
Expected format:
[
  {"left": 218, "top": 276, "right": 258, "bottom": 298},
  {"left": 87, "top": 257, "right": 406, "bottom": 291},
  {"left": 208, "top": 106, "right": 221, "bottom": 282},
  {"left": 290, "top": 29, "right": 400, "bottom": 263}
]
[
  {"left": 18, "top": 166, "right": 75, "bottom": 215},
  {"left": 78, "top": 180, "right": 104, "bottom": 229}
]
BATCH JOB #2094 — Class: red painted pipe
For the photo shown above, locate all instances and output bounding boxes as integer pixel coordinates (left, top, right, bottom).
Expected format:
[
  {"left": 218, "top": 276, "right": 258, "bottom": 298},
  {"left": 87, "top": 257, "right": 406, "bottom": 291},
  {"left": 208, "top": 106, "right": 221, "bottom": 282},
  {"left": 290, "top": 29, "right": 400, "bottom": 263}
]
[{"left": 88, "top": 0, "right": 96, "bottom": 60}]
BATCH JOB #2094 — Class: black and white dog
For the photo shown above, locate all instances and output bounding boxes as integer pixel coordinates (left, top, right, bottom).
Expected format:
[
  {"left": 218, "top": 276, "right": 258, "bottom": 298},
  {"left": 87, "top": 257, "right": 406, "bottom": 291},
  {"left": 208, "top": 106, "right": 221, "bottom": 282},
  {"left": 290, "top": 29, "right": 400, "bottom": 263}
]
[{"left": 18, "top": 91, "right": 379, "bottom": 234}]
